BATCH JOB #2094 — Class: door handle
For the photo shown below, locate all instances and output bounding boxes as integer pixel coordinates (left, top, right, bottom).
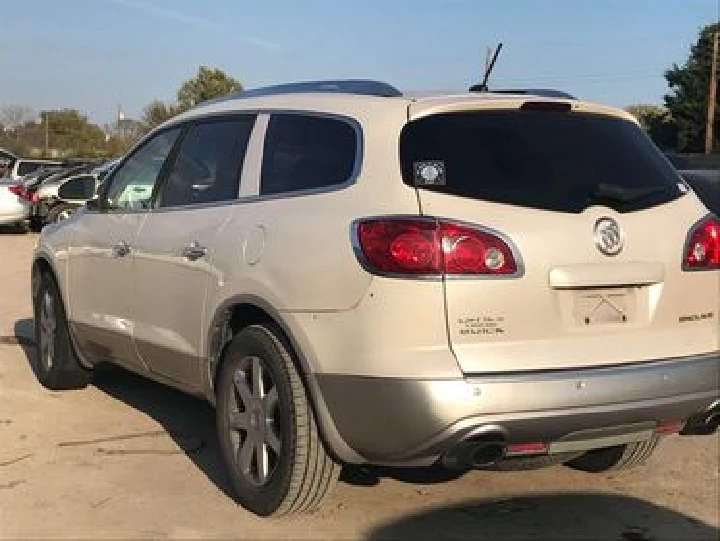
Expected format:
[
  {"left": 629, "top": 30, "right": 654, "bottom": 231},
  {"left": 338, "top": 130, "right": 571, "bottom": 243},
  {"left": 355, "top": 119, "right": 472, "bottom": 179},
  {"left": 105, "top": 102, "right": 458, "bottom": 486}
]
[
  {"left": 112, "top": 241, "right": 131, "bottom": 258},
  {"left": 182, "top": 241, "right": 207, "bottom": 261}
]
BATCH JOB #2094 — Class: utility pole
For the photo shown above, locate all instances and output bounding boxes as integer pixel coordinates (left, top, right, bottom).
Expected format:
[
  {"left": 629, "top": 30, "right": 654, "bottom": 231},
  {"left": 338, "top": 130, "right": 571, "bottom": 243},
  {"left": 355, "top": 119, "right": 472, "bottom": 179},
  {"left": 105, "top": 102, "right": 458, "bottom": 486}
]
[
  {"left": 44, "top": 112, "right": 49, "bottom": 158},
  {"left": 705, "top": 31, "right": 718, "bottom": 155}
]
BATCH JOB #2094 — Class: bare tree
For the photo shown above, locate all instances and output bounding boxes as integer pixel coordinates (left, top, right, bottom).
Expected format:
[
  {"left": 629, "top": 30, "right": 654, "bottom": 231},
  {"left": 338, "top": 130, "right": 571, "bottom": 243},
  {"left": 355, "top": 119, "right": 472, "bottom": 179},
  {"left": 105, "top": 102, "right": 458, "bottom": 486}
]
[{"left": 0, "top": 105, "right": 35, "bottom": 130}]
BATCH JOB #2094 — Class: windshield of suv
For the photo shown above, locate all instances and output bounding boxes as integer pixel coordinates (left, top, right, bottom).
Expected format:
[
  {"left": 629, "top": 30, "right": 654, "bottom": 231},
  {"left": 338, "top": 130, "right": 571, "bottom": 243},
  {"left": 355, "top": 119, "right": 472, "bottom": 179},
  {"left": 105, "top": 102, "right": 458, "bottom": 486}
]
[{"left": 400, "top": 110, "right": 684, "bottom": 213}]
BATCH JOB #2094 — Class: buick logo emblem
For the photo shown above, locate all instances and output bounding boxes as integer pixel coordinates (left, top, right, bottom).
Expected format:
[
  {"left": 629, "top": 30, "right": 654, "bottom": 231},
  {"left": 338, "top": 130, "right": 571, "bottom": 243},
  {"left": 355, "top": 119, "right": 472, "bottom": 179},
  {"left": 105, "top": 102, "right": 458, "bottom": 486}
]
[{"left": 594, "top": 217, "right": 624, "bottom": 256}]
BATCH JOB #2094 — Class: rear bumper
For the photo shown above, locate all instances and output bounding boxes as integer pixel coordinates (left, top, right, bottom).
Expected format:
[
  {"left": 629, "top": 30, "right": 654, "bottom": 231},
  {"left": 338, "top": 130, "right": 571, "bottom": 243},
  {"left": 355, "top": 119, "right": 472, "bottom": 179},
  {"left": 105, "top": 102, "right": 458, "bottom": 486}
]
[
  {"left": 0, "top": 203, "right": 30, "bottom": 224},
  {"left": 316, "top": 352, "right": 720, "bottom": 465}
]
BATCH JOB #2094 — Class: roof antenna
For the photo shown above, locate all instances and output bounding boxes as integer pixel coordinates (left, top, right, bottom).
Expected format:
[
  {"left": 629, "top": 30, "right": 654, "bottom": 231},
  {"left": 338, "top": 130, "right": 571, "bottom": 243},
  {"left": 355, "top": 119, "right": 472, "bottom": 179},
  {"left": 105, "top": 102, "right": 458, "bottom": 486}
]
[{"left": 470, "top": 43, "right": 503, "bottom": 92}]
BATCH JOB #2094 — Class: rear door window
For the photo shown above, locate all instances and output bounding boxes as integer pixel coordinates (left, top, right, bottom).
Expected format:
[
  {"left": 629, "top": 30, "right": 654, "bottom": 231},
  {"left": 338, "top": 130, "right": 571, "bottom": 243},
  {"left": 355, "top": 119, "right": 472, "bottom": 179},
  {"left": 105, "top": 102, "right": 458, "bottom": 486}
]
[
  {"left": 260, "top": 114, "right": 357, "bottom": 196},
  {"left": 400, "top": 110, "right": 684, "bottom": 213},
  {"left": 157, "top": 115, "right": 256, "bottom": 208}
]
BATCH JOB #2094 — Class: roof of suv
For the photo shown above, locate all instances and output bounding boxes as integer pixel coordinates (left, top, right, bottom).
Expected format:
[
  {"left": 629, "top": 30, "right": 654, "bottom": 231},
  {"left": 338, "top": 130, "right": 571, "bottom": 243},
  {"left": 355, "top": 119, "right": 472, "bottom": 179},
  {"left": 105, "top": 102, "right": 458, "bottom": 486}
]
[{"left": 174, "top": 80, "right": 636, "bottom": 126}]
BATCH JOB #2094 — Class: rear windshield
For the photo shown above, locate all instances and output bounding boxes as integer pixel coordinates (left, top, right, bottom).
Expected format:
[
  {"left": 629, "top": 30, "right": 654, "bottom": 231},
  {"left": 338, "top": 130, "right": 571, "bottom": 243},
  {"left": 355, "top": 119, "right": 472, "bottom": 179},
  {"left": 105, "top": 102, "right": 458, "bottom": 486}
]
[
  {"left": 400, "top": 110, "right": 684, "bottom": 213},
  {"left": 18, "top": 162, "right": 44, "bottom": 176}
]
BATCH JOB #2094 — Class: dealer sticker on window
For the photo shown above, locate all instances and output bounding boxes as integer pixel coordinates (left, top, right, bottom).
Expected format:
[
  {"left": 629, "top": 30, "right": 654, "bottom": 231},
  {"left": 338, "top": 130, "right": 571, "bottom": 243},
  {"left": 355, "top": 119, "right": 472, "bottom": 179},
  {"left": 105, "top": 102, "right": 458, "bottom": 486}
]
[{"left": 413, "top": 160, "right": 446, "bottom": 186}]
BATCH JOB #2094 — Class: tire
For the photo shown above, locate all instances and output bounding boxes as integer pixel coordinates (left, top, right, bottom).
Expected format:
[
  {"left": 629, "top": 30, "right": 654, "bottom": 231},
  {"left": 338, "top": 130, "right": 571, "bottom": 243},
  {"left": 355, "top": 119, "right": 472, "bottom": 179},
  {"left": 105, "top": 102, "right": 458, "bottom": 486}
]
[
  {"left": 32, "top": 272, "right": 92, "bottom": 390},
  {"left": 216, "top": 325, "right": 340, "bottom": 516},
  {"left": 29, "top": 215, "right": 43, "bottom": 232},
  {"left": 45, "top": 203, "right": 76, "bottom": 224},
  {"left": 12, "top": 221, "right": 29, "bottom": 233},
  {"left": 565, "top": 437, "right": 661, "bottom": 473},
  {"left": 488, "top": 452, "right": 582, "bottom": 471}
]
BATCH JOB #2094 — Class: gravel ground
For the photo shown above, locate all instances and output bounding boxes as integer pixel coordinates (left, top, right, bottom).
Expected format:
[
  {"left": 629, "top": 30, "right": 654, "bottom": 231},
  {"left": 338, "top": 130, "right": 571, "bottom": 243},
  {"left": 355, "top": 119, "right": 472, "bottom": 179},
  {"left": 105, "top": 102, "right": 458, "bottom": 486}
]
[{"left": 0, "top": 228, "right": 718, "bottom": 540}]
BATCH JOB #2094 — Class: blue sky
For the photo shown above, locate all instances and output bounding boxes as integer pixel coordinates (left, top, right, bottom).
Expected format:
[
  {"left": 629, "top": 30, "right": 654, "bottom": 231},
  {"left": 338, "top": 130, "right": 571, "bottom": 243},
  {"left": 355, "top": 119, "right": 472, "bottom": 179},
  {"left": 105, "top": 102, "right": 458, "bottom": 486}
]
[{"left": 1, "top": 0, "right": 717, "bottom": 124}]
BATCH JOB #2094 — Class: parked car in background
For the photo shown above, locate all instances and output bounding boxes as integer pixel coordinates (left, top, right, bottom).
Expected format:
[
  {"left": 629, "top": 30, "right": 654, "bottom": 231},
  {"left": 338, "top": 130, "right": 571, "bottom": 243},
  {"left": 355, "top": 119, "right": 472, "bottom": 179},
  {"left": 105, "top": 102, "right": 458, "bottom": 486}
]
[
  {"left": 0, "top": 148, "right": 18, "bottom": 177},
  {"left": 8, "top": 158, "right": 63, "bottom": 180},
  {"left": 23, "top": 162, "right": 112, "bottom": 229},
  {"left": 0, "top": 178, "right": 31, "bottom": 228},
  {"left": 31, "top": 80, "right": 719, "bottom": 516}
]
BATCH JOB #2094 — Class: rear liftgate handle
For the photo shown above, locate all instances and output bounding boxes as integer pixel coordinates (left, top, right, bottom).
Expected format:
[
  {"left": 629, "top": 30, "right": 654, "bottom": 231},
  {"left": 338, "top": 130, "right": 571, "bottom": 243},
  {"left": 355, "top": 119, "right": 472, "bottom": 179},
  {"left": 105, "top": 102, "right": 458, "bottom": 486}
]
[
  {"left": 182, "top": 241, "right": 208, "bottom": 261},
  {"left": 112, "top": 241, "right": 131, "bottom": 258}
]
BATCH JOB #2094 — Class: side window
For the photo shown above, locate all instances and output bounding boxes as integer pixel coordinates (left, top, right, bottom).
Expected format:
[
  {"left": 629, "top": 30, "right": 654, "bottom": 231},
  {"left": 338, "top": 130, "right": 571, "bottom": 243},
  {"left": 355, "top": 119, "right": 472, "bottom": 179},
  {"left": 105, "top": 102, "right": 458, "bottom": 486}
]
[
  {"left": 260, "top": 114, "right": 357, "bottom": 196},
  {"left": 105, "top": 128, "right": 181, "bottom": 211},
  {"left": 158, "top": 116, "right": 255, "bottom": 208}
]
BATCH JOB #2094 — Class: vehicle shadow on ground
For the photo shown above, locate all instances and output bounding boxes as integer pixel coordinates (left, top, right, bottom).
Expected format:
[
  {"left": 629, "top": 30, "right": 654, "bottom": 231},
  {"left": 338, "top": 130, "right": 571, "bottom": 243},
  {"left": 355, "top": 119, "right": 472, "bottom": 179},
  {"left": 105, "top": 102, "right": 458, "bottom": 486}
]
[
  {"left": 341, "top": 464, "right": 466, "bottom": 486},
  {"left": 13, "top": 318, "right": 236, "bottom": 501},
  {"left": 366, "top": 493, "right": 718, "bottom": 541},
  {"left": 13, "top": 318, "right": 468, "bottom": 502},
  {"left": 0, "top": 224, "right": 31, "bottom": 234},
  {"left": 12, "top": 318, "right": 719, "bottom": 540}
]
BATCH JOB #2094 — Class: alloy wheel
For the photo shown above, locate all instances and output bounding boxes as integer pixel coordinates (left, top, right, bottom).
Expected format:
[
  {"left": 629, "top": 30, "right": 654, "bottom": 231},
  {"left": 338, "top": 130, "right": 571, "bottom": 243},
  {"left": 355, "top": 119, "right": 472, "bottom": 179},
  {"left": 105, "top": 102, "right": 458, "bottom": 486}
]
[
  {"left": 226, "top": 356, "right": 282, "bottom": 487},
  {"left": 39, "top": 290, "right": 56, "bottom": 369}
]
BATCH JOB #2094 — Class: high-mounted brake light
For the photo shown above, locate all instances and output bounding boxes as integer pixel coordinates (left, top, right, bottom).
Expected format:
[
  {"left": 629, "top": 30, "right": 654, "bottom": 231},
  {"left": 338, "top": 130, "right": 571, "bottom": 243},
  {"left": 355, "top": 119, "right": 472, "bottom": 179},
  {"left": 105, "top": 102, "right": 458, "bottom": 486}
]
[
  {"left": 520, "top": 101, "right": 572, "bottom": 112},
  {"left": 683, "top": 216, "right": 720, "bottom": 271},
  {"left": 355, "top": 218, "right": 520, "bottom": 277}
]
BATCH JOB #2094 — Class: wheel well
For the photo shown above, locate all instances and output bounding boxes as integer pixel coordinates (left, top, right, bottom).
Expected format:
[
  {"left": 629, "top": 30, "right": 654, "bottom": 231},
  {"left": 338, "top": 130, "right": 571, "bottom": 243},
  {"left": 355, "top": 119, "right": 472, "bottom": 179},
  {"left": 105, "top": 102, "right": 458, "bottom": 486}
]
[
  {"left": 228, "top": 303, "right": 275, "bottom": 336},
  {"left": 211, "top": 302, "right": 303, "bottom": 393},
  {"left": 210, "top": 301, "right": 362, "bottom": 464}
]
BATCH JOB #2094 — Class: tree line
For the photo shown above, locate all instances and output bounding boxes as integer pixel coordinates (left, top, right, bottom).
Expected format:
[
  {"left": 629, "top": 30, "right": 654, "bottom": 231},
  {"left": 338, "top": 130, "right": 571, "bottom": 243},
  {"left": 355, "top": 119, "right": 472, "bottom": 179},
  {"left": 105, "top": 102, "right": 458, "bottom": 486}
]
[
  {"left": 1, "top": 23, "right": 717, "bottom": 160},
  {"left": 0, "top": 66, "right": 242, "bottom": 159},
  {"left": 627, "top": 22, "right": 718, "bottom": 153}
]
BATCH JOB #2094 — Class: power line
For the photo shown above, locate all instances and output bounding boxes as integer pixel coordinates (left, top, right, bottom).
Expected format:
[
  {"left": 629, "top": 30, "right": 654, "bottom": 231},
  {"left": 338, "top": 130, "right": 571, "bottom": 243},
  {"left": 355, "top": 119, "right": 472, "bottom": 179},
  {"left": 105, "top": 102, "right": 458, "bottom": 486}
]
[{"left": 496, "top": 72, "right": 665, "bottom": 85}]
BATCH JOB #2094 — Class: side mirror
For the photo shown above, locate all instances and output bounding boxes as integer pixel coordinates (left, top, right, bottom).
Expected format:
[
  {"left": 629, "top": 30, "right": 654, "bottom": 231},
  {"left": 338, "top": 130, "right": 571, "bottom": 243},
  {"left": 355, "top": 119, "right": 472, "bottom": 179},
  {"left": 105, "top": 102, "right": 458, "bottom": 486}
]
[
  {"left": 86, "top": 198, "right": 100, "bottom": 211},
  {"left": 57, "top": 175, "right": 96, "bottom": 201}
]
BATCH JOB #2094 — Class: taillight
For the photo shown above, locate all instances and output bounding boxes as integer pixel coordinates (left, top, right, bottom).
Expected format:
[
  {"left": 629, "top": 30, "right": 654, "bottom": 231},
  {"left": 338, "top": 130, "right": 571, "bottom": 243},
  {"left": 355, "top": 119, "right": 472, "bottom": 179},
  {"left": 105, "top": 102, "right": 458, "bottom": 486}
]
[
  {"left": 683, "top": 216, "right": 720, "bottom": 271},
  {"left": 355, "top": 217, "right": 520, "bottom": 277},
  {"left": 356, "top": 219, "right": 441, "bottom": 274},
  {"left": 7, "top": 185, "right": 25, "bottom": 198},
  {"left": 30, "top": 191, "right": 39, "bottom": 203}
]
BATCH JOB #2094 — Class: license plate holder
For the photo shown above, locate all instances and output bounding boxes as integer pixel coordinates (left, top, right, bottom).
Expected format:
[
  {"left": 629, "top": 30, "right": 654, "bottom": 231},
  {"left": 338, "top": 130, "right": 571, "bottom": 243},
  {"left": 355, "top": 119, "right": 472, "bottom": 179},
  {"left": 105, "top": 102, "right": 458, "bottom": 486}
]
[{"left": 573, "top": 288, "right": 634, "bottom": 326}]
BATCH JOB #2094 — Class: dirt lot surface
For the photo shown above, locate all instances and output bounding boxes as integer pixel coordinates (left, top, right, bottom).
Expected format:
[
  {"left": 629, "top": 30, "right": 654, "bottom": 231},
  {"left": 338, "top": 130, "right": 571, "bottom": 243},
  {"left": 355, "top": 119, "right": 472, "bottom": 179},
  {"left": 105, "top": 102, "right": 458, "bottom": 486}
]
[{"left": 1, "top": 229, "right": 718, "bottom": 540}]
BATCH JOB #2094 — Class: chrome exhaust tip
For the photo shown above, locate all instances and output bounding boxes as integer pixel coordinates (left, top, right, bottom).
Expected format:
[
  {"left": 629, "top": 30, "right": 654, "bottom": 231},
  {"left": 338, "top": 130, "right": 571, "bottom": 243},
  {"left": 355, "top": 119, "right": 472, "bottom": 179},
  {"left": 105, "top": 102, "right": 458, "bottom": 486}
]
[
  {"left": 468, "top": 442, "right": 507, "bottom": 468},
  {"left": 441, "top": 432, "right": 507, "bottom": 470}
]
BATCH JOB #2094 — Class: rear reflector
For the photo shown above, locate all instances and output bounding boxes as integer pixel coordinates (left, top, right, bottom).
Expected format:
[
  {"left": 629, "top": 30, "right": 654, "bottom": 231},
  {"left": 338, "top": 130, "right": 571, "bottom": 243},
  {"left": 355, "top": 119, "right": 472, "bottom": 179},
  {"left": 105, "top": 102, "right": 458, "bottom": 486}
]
[
  {"left": 683, "top": 216, "right": 720, "bottom": 270},
  {"left": 655, "top": 419, "right": 682, "bottom": 435},
  {"left": 506, "top": 442, "right": 549, "bottom": 455},
  {"left": 355, "top": 217, "right": 519, "bottom": 277}
]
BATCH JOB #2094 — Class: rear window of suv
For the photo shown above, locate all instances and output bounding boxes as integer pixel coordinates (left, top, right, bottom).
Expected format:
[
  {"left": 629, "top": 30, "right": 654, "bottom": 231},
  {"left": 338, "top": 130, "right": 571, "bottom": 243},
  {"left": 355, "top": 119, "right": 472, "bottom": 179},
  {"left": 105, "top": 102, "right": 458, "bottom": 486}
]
[
  {"left": 18, "top": 161, "right": 46, "bottom": 177},
  {"left": 400, "top": 110, "right": 684, "bottom": 213}
]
